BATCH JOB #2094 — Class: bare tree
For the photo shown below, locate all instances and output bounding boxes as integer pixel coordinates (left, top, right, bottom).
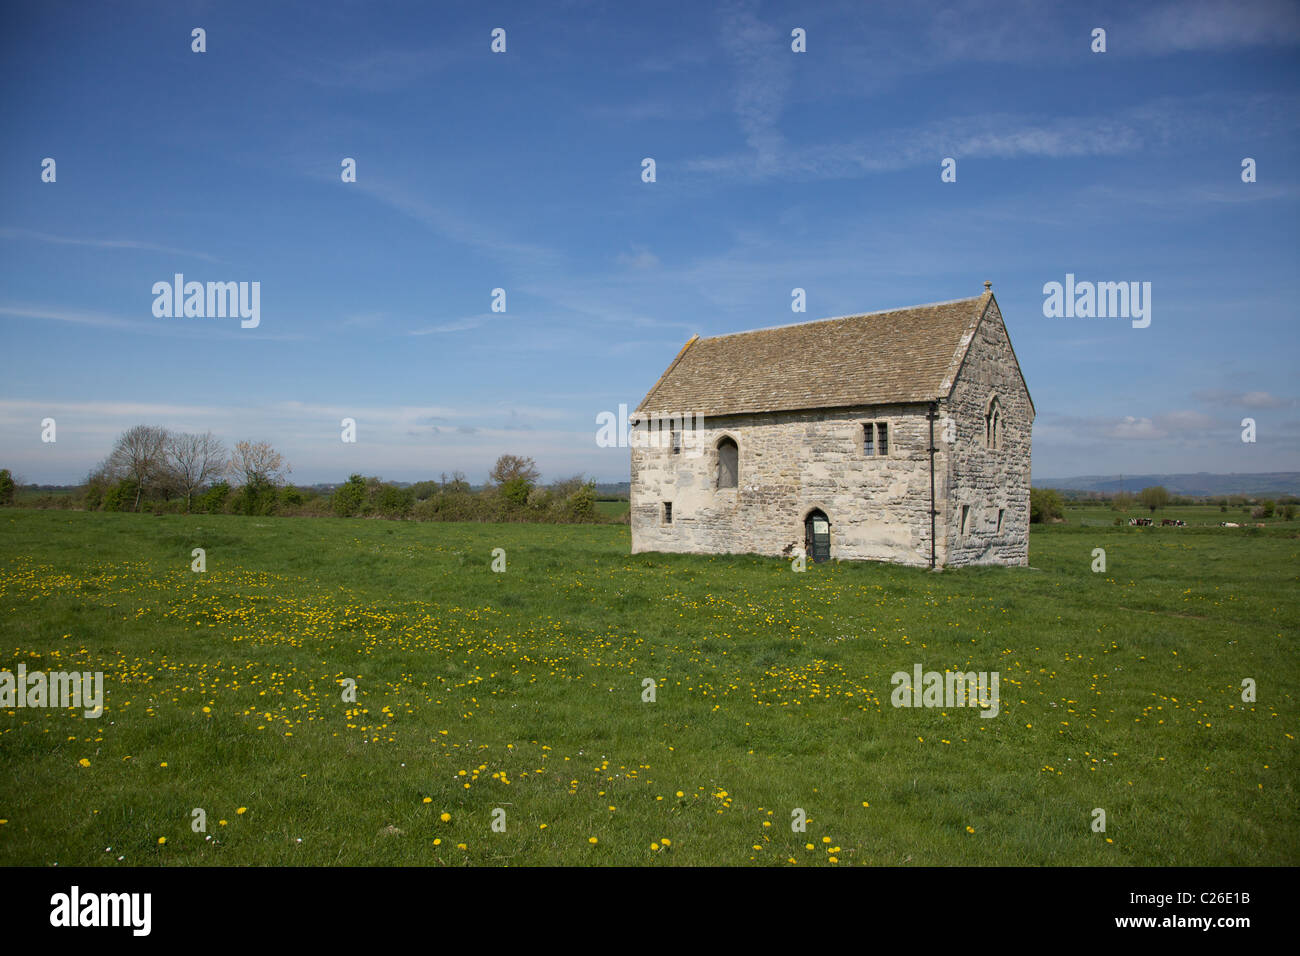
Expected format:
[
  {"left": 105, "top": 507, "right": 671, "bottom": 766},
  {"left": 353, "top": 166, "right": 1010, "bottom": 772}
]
[
  {"left": 231, "top": 440, "right": 290, "bottom": 489},
  {"left": 167, "top": 431, "right": 228, "bottom": 512},
  {"left": 489, "top": 454, "right": 539, "bottom": 486},
  {"left": 106, "top": 425, "right": 169, "bottom": 511},
  {"left": 548, "top": 474, "right": 588, "bottom": 497}
]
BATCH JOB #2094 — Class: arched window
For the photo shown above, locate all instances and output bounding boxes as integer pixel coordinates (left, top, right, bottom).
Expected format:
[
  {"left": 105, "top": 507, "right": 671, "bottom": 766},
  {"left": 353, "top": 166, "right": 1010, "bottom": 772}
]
[
  {"left": 985, "top": 397, "right": 1001, "bottom": 450},
  {"left": 716, "top": 437, "right": 738, "bottom": 489}
]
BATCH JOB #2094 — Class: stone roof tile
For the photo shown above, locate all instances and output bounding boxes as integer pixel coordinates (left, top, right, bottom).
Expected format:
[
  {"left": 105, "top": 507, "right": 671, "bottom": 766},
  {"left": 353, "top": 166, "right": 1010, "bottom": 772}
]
[{"left": 635, "top": 293, "right": 990, "bottom": 418}]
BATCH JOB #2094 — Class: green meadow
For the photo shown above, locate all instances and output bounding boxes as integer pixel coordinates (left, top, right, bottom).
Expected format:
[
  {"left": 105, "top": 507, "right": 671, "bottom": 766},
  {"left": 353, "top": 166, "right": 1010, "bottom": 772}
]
[{"left": 0, "top": 508, "right": 1296, "bottom": 866}]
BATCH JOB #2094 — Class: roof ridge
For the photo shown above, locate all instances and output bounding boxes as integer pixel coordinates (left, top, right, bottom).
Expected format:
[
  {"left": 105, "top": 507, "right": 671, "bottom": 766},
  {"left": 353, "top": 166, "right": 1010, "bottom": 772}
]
[{"left": 701, "top": 294, "right": 985, "bottom": 341}]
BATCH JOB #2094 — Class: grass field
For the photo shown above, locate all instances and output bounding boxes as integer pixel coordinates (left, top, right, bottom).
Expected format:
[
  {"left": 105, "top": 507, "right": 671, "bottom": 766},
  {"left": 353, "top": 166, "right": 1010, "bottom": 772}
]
[
  {"left": 1, "top": 507, "right": 1296, "bottom": 866},
  {"left": 594, "top": 498, "right": 629, "bottom": 518}
]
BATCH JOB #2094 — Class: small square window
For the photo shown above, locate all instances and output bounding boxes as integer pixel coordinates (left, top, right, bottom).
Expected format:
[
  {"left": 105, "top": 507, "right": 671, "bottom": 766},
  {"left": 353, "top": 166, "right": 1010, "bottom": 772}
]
[
  {"left": 663, "top": 501, "right": 673, "bottom": 524},
  {"left": 878, "top": 422, "right": 888, "bottom": 456}
]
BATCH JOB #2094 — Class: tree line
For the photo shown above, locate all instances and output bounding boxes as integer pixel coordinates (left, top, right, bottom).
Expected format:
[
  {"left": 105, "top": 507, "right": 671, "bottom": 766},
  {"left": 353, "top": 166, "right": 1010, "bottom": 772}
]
[
  {"left": 0, "top": 427, "right": 609, "bottom": 524},
  {"left": 1031, "top": 485, "right": 1296, "bottom": 523}
]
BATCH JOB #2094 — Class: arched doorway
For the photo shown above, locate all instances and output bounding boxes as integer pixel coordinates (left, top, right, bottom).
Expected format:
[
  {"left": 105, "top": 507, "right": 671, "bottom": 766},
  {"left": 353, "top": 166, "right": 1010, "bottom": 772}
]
[{"left": 804, "top": 509, "right": 831, "bottom": 563}]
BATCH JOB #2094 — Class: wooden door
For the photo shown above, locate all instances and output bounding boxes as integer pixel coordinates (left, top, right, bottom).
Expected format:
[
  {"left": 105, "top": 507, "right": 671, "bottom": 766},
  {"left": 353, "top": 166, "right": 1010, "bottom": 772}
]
[{"left": 805, "top": 511, "right": 830, "bottom": 563}]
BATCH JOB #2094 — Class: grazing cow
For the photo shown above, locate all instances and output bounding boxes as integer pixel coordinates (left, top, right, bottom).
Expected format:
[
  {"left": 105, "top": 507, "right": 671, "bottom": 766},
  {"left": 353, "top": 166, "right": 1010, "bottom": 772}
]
[
  {"left": 1129, "top": 517, "right": 1153, "bottom": 526},
  {"left": 1221, "top": 522, "right": 1239, "bottom": 528},
  {"left": 1161, "top": 518, "right": 1175, "bottom": 526}
]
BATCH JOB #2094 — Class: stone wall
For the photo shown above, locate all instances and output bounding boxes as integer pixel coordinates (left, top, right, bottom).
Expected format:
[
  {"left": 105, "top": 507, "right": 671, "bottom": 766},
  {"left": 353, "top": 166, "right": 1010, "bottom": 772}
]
[
  {"left": 630, "top": 403, "right": 943, "bottom": 566},
  {"left": 942, "top": 299, "right": 1034, "bottom": 566},
  {"left": 629, "top": 297, "right": 1033, "bottom": 568}
]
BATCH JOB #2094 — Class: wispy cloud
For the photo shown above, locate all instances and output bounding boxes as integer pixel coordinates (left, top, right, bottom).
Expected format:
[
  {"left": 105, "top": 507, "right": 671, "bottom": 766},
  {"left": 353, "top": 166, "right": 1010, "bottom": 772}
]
[
  {"left": 0, "top": 227, "right": 218, "bottom": 262},
  {"left": 1052, "top": 410, "right": 1220, "bottom": 441},
  {"left": 1194, "top": 389, "right": 1296, "bottom": 409},
  {"left": 409, "top": 314, "right": 493, "bottom": 335},
  {"left": 683, "top": 92, "right": 1295, "bottom": 182},
  {"left": 351, "top": 177, "right": 565, "bottom": 274},
  {"left": 690, "top": 1, "right": 1300, "bottom": 187},
  {"left": 0, "top": 304, "right": 307, "bottom": 341},
  {"left": 0, "top": 304, "right": 140, "bottom": 330},
  {"left": 281, "top": 43, "right": 471, "bottom": 92},
  {"left": 1131, "top": 0, "right": 1300, "bottom": 53},
  {"left": 616, "top": 245, "right": 661, "bottom": 270},
  {"left": 717, "top": 0, "right": 793, "bottom": 175}
]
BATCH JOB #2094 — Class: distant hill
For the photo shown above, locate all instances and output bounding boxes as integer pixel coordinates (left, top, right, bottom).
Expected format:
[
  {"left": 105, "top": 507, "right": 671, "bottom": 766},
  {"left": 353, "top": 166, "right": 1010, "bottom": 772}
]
[{"left": 1034, "top": 472, "right": 1300, "bottom": 497}]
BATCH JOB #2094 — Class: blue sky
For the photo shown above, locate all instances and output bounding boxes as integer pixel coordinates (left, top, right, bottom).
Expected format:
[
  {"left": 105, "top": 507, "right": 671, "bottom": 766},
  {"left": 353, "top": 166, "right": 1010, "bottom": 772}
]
[{"left": 2, "top": 0, "right": 1298, "bottom": 485}]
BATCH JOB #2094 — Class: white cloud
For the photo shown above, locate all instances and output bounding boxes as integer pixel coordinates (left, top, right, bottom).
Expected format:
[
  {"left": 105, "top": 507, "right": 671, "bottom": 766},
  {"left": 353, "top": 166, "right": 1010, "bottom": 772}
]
[
  {"left": 683, "top": 91, "right": 1298, "bottom": 183},
  {"left": 409, "top": 314, "right": 493, "bottom": 335},
  {"left": 616, "top": 246, "right": 661, "bottom": 270},
  {"left": 1131, "top": 0, "right": 1300, "bottom": 53},
  {"left": 1194, "top": 389, "right": 1295, "bottom": 409}
]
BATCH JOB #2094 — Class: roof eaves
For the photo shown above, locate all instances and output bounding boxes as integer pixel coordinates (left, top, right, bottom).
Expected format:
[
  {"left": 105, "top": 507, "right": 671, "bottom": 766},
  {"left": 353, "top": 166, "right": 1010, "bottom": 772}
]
[{"left": 937, "top": 292, "right": 990, "bottom": 397}]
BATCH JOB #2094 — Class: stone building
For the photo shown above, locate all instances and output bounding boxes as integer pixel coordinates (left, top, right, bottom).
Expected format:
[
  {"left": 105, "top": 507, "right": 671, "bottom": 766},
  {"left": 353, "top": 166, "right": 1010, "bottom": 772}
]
[{"left": 629, "top": 283, "right": 1033, "bottom": 568}]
